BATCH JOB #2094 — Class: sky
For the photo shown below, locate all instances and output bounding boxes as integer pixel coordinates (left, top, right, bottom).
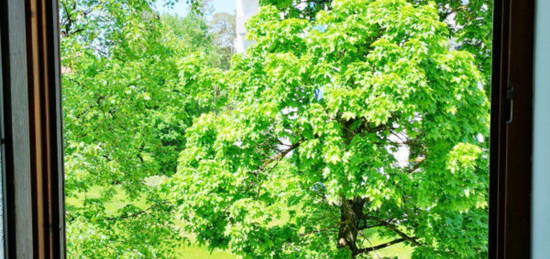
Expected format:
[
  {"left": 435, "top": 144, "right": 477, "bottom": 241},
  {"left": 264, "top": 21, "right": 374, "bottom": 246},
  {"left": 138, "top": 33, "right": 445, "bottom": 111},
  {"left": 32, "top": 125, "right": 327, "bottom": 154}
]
[
  {"left": 156, "top": 0, "right": 236, "bottom": 17},
  {"left": 210, "top": 0, "right": 236, "bottom": 14}
]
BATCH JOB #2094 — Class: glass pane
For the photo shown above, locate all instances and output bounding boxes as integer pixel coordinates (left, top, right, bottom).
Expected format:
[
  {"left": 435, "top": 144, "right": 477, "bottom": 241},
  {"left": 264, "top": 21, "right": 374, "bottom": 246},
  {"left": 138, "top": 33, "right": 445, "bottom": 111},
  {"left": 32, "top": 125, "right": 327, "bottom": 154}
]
[
  {"left": 533, "top": 0, "right": 550, "bottom": 256},
  {"left": 61, "top": 0, "right": 493, "bottom": 258}
]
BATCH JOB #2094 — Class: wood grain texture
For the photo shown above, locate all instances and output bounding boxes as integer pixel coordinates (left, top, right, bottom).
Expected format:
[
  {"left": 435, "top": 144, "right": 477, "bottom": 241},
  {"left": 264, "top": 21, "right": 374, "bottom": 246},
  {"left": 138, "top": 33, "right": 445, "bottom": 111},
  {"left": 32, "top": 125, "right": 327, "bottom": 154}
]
[
  {"left": 1, "top": 0, "right": 66, "bottom": 257},
  {"left": 26, "top": 0, "right": 66, "bottom": 257}
]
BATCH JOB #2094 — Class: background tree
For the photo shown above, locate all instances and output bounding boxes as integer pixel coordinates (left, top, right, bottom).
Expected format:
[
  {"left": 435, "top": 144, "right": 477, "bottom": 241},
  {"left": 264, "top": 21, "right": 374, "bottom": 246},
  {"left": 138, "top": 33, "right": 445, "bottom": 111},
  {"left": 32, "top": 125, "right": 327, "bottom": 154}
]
[
  {"left": 420, "top": 0, "right": 494, "bottom": 90},
  {"left": 210, "top": 12, "right": 237, "bottom": 69},
  {"left": 259, "top": 0, "right": 332, "bottom": 19},
  {"left": 170, "top": 0, "right": 489, "bottom": 258},
  {"left": 61, "top": 0, "right": 228, "bottom": 257}
]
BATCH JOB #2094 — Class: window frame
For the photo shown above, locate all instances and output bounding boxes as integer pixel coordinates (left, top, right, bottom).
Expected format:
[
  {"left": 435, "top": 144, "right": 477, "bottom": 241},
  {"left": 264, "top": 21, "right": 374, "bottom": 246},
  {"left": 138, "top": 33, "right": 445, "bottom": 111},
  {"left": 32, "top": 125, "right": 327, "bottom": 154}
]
[
  {"left": 0, "top": 0, "right": 537, "bottom": 258},
  {"left": 489, "top": 0, "right": 535, "bottom": 258},
  {"left": 1, "top": 0, "right": 37, "bottom": 257},
  {"left": 1, "top": 0, "right": 66, "bottom": 258}
]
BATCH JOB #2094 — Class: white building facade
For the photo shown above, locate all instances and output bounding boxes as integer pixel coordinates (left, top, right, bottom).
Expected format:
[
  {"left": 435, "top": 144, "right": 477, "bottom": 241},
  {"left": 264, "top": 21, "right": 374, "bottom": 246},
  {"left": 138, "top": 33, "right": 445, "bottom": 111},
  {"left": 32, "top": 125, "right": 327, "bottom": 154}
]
[{"left": 235, "top": 0, "right": 259, "bottom": 53}]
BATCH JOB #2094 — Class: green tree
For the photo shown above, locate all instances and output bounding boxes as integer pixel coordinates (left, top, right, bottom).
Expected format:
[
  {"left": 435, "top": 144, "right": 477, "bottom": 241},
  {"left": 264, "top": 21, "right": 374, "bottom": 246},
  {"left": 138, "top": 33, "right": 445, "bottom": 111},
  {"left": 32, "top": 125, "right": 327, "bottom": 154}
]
[
  {"left": 160, "top": 11, "right": 236, "bottom": 69},
  {"left": 170, "top": 0, "right": 489, "bottom": 258},
  {"left": 420, "top": 0, "right": 494, "bottom": 89},
  {"left": 209, "top": 12, "right": 237, "bottom": 69},
  {"left": 61, "top": 1, "right": 226, "bottom": 257},
  {"left": 257, "top": 0, "right": 495, "bottom": 89},
  {"left": 258, "top": 0, "right": 494, "bottom": 87},
  {"left": 61, "top": 0, "right": 493, "bottom": 258},
  {"left": 162, "top": 13, "right": 213, "bottom": 50},
  {"left": 259, "top": 0, "right": 332, "bottom": 19}
]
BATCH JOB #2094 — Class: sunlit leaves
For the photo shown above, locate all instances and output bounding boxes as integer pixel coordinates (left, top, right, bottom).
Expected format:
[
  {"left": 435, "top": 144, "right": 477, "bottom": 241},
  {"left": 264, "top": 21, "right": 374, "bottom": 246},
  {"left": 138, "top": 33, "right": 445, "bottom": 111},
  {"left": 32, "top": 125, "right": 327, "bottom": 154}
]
[
  {"left": 62, "top": 1, "right": 228, "bottom": 257},
  {"left": 63, "top": 0, "right": 492, "bottom": 257},
  {"left": 172, "top": 0, "right": 489, "bottom": 258}
]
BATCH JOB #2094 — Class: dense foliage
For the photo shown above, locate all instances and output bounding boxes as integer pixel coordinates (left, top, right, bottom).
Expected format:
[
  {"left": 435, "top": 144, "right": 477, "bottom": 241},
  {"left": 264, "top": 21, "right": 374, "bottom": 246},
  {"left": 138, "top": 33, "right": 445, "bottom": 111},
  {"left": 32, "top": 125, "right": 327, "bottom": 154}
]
[
  {"left": 170, "top": 0, "right": 489, "bottom": 258},
  {"left": 61, "top": 0, "right": 492, "bottom": 258},
  {"left": 61, "top": 1, "right": 228, "bottom": 257}
]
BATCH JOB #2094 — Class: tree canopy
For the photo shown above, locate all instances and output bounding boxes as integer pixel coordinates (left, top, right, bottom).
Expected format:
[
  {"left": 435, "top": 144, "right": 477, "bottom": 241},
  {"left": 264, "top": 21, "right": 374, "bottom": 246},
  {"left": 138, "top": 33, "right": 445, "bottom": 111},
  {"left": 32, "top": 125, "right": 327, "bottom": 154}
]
[
  {"left": 61, "top": 1, "right": 227, "bottom": 257},
  {"left": 170, "top": 0, "right": 489, "bottom": 258},
  {"left": 61, "top": 0, "right": 492, "bottom": 258}
]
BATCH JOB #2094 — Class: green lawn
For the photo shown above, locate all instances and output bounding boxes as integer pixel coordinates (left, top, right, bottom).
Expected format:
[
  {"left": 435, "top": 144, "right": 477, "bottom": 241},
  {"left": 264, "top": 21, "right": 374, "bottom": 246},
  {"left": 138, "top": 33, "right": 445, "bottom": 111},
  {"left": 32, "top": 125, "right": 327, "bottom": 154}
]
[
  {"left": 175, "top": 241, "right": 411, "bottom": 259},
  {"left": 176, "top": 246, "right": 236, "bottom": 259},
  {"left": 365, "top": 237, "right": 412, "bottom": 259},
  {"left": 67, "top": 186, "right": 412, "bottom": 258}
]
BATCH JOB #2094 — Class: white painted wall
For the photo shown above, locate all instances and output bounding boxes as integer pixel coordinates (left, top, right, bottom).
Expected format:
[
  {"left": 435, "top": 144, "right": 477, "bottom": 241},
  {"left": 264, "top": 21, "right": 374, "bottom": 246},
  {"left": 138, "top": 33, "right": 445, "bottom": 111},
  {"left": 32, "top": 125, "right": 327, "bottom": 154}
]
[
  {"left": 532, "top": 0, "right": 550, "bottom": 257},
  {"left": 235, "top": 0, "right": 259, "bottom": 53}
]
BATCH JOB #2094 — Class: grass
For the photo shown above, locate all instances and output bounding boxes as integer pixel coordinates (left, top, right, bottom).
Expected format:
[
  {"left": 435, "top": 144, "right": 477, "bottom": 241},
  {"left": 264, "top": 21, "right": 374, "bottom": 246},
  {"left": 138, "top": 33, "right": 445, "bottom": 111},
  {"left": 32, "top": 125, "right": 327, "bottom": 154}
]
[
  {"left": 175, "top": 242, "right": 411, "bottom": 259},
  {"left": 67, "top": 186, "right": 412, "bottom": 258},
  {"left": 175, "top": 241, "right": 411, "bottom": 259},
  {"left": 364, "top": 236, "right": 413, "bottom": 259},
  {"left": 176, "top": 246, "right": 236, "bottom": 259}
]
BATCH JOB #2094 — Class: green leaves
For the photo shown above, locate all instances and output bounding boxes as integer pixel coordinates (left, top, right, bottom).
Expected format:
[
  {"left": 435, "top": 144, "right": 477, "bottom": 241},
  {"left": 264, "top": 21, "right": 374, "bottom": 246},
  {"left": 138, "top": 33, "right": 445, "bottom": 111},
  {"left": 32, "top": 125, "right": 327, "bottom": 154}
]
[
  {"left": 62, "top": 1, "right": 231, "bottom": 257},
  {"left": 172, "top": 0, "right": 490, "bottom": 258},
  {"left": 63, "top": 0, "right": 492, "bottom": 258}
]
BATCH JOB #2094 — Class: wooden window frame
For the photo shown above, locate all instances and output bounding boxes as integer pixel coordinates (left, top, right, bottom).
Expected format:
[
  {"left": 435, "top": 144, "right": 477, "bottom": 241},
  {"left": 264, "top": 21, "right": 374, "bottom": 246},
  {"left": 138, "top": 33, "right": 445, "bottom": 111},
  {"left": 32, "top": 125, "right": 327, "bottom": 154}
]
[
  {"left": 489, "top": 0, "right": 535, "bottom": 258},
  {"left": 0, "top": 0, "right": 537, "bottom": 258},
  {"left": 1, "top": 0, "right": 66, "bottom": 258}
]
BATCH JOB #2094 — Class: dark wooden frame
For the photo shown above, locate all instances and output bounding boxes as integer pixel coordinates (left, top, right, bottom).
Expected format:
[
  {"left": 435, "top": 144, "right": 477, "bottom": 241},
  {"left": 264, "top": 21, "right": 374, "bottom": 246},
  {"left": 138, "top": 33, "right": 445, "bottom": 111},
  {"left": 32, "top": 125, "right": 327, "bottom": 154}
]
[
  {"left": 0, "top": 0, "right": 538, "bottom": 258},
  {"left": 489, "top": 0, "right": 535, "bottom": 258},
  {"left": 1, "top": 0, "right": 66, "bottom": 258}
]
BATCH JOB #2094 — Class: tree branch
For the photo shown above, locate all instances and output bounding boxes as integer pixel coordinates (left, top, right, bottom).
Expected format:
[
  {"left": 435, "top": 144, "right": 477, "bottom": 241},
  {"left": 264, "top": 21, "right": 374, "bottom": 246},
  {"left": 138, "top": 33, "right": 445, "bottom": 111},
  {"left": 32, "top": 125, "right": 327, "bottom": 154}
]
[
  {"left": 406, "top": 158, "right": 425, "bottom": 174},
  {"left": 384, "top": 222, "right": 422, "bottom": 246},
  {"left": 261, "top": 142, "right": 300, "bottom": 168},
  {"left": 300, "top": 225, "right": 339, "bottom": 237},
  {"left": 355, "top": 238, "right": 407, "bottom": 255},
  {"left": 365, "top": 216, "right": 422, "bottom": 247},
  {"left": 104, "top": 203, "right": 174, "bottom": 221},
  {"left": 60, "top": 0, "right": 75, "bottom": 36},
  {"left": 250, "top": 141, "right": 301, "bottom": 176},
  {"left": 358, "top": 222, "right": 387, "bottom": 230}
]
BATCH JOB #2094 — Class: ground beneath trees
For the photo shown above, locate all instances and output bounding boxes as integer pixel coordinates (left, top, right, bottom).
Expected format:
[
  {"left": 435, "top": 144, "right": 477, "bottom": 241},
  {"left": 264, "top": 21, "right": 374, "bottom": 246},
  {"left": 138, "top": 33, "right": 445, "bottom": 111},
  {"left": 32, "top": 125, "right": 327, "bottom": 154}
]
[{"left": 68, "top": 187, "right": 412, "bottom": 258}]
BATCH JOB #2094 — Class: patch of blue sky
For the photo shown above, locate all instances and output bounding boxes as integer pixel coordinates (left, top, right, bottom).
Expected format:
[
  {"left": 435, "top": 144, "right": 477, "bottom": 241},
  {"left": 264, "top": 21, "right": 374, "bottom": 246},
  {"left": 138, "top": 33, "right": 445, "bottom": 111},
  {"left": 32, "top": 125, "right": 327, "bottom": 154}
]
[{"left": 155, "top": 0, "right": 236, "bottom": 17}]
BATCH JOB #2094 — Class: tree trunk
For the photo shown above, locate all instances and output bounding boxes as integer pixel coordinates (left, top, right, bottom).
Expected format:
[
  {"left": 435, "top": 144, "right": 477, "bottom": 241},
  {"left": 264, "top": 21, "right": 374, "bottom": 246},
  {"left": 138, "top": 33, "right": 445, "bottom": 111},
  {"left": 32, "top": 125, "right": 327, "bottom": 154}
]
[{"left": 338, "top": 197, "right": 366, "bottom": 258}]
